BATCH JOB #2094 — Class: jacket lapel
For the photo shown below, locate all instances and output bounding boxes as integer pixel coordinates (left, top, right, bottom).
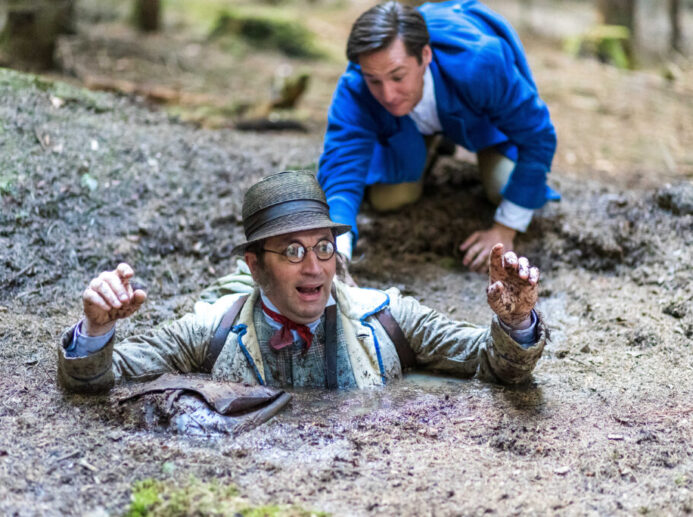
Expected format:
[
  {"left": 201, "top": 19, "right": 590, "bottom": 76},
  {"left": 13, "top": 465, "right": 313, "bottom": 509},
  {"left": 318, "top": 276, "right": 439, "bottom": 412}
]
[{"left": 333, "top": 279, "right": 391, "bottom": 387}]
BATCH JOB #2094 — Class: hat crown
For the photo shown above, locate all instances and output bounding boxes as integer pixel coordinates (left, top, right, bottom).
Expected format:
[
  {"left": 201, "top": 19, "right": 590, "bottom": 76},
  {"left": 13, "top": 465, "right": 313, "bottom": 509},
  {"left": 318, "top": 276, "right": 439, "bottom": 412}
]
[
  {"left": 243, "top": 170, "right": 327, "bottom": 220},
  {"left": 231, "top": 170, "right": 351, "bottom": 256}
]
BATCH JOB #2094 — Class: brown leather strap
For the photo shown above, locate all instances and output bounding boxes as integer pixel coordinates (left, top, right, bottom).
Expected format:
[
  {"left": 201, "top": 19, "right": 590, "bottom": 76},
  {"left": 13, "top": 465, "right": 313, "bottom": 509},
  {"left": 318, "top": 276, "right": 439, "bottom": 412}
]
[
  {"left": 324, "top": 305, "right": 338, "bottom": 390},
  {"left": 375, "top": 308, "right": 417, "bottom": 371},
  {"left": 201, "top": 294, "right": 249, "bottom": 373}
]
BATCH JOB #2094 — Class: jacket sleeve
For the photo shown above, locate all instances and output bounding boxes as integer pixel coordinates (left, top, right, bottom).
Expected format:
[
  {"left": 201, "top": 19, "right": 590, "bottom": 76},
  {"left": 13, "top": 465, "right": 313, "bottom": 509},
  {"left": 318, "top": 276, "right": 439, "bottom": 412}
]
[
  {"left": 317, "top": 74, "right": 379, "bottom": 238},
  {"left": 57, "top": 311, "right": 219, "bottom": 394},
  {"left": 386, "top": 288, "right": 547, "bottom": 384},
  {"left": 466, "top": 39, "right": 557, "bottom": 209}
]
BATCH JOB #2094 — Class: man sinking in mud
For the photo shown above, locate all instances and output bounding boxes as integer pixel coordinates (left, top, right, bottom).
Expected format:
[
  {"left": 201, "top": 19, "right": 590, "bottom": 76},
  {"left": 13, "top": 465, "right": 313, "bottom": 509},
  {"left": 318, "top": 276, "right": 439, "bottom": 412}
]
[{"left": 58, "top": 171, "right": 547, "bottom": 429}]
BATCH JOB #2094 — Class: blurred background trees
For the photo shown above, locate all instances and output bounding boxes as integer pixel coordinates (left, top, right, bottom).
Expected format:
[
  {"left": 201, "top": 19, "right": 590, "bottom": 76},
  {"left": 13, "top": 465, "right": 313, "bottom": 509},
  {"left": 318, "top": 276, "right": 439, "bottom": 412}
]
[
  {"left": 597, "top": 0, "right": 635, "bottom": 32},
  {"left": 670, "top": 0, "right": 683, "bottom": 52},
  {"left": 0, "top": 0, "right": 690, "bottom": 72},
  {"left": 132, "top": 0, "right": 161, "bottom": 32},
  {"left": 0, "top": 0, "right": 162, "bottom": 70},
  {"left": 0, "top": 0, "right": 75, "bottom": 70}
]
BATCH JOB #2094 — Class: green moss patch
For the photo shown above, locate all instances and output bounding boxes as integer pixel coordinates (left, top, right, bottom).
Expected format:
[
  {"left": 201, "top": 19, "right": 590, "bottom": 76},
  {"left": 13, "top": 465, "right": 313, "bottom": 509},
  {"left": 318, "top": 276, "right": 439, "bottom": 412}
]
[
  {"left": 126, "top": 478, "right": 328, "bottom": 517},
  {"left": 209, "top": 9, "right": 323, "bottom": 58}
]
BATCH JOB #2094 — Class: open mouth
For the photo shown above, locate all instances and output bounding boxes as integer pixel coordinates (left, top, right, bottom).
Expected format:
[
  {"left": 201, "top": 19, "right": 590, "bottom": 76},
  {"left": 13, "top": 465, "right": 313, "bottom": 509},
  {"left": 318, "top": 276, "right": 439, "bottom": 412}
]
[{"left": 296, "top": 285, "right": 321, "bottom": 295}]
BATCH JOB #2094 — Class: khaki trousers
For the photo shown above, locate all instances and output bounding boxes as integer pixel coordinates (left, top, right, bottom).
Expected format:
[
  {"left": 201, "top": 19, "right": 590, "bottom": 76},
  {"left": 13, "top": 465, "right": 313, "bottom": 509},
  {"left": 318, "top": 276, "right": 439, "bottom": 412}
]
[{"left": 368, "top": 146, "right": 514, "bottom": 212}]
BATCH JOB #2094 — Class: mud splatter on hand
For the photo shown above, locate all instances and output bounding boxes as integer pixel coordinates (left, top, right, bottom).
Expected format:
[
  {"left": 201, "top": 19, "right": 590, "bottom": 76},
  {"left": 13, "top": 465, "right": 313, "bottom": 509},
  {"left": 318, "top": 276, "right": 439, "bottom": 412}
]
[{"left": 486, "top": 243, "right": 539, "bottom": 328}]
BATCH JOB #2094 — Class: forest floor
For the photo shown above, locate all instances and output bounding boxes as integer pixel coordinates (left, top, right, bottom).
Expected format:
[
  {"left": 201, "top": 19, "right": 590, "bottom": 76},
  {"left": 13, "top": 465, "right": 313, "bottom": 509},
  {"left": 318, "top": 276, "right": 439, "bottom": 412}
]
[{"left": 1, "top": 0, "right": 693, "bottom": 515}]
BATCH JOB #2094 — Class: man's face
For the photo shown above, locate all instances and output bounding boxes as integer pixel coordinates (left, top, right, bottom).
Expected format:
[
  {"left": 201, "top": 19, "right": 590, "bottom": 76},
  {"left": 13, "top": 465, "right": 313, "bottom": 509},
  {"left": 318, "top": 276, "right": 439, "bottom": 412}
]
[
  {"left": 359, "top": 37, "right": 432, "bottom": 117},
  {"left": 245, "top": 228, "right": 336, "bottom": 324}
]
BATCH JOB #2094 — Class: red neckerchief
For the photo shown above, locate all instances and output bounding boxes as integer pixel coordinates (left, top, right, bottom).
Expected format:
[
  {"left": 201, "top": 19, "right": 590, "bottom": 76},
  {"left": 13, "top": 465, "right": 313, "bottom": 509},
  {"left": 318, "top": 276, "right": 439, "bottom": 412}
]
[{"left": 260, "top": 301, "right": 314, "bottom": 352}]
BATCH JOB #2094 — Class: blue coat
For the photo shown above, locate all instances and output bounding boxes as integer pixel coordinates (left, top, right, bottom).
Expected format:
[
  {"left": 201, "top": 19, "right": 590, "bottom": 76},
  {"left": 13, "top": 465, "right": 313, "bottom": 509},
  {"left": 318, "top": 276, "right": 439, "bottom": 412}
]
[{"left": 317, "top": 0, "right": 558, "bottom": 238}]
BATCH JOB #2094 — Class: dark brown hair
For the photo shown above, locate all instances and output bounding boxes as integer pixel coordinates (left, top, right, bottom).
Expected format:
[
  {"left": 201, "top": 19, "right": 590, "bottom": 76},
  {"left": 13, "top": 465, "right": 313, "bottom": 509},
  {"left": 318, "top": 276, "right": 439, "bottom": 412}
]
[{"left": 346, "top": 1, "right": 429, "bottom": 64}]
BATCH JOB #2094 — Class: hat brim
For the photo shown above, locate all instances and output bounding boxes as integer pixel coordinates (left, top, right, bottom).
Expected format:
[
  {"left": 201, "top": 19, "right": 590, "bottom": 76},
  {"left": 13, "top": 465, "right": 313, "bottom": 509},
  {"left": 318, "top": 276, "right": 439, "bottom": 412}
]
[{"left": 231, "top": 214, "right": 351, "bottom": 256}]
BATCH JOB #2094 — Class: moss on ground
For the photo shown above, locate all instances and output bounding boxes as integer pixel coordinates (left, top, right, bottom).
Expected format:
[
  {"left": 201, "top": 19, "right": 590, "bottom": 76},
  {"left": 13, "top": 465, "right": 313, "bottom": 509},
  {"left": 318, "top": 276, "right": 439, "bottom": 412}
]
[
  {"left": 208, "top": 9, "right": 323, "bottom": 58},
  {"left": 0, "top": 67, "right": 112, "bottom": 110},
  {"left": 126, "top": 478, "right": 328, "bottom": 517}
]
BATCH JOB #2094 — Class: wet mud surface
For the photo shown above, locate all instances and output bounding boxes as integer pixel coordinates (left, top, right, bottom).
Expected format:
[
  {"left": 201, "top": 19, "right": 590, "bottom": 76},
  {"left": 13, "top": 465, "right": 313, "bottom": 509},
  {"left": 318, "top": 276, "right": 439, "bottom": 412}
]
[{"left": 1, "top": 51, "right": 693, "bottom": 516}]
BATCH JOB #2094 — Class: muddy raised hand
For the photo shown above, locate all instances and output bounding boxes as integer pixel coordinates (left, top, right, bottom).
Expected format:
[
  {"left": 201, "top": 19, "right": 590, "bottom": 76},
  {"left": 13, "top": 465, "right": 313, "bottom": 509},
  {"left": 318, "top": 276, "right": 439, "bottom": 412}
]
[
  {"left": 486, "top": 243, "right": 539, "bottom": 329},
  {"left": 82, "top": 263, "right": 147, "bottom": 336}
]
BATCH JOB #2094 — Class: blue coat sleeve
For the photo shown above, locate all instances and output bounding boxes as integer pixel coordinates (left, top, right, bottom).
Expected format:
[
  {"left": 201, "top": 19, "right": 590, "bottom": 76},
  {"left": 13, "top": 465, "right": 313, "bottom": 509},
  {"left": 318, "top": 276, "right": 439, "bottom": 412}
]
[
  {"left": 317, "top": 75, "right": 379, "bottom": 239},
  {"left": 464, "top": 38, "right": 557, "bottom": 208}
]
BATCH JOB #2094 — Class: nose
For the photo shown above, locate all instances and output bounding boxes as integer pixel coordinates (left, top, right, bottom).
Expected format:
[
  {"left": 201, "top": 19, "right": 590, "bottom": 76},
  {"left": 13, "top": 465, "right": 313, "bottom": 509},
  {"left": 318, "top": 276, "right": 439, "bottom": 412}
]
[
  {"left": 381, "top": 81, "right": 397, "bottom": 104},
  {"left": 300, "top": 248, "right": 322, "bottom": 275}
]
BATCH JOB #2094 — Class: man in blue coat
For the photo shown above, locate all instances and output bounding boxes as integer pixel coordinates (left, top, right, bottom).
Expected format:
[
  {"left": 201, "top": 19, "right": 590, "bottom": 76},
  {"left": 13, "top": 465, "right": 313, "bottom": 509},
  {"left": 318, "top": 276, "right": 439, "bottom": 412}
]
[{"left": 317, "top": 0, "right": 558, "bottom": 272}]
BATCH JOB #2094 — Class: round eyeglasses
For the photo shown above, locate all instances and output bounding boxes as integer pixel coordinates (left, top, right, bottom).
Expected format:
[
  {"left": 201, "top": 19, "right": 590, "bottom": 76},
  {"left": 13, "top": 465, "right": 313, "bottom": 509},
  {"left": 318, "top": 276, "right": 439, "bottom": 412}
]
[{"left": 262, "top": 239, "right": 335, "bottom": 263}]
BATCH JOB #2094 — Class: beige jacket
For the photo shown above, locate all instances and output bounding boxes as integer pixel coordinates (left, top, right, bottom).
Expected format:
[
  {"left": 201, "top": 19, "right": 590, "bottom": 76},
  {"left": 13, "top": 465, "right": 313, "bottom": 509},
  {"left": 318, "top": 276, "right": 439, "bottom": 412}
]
[{"left": 58, "top": 279, "right": 547, "bottom": 393}]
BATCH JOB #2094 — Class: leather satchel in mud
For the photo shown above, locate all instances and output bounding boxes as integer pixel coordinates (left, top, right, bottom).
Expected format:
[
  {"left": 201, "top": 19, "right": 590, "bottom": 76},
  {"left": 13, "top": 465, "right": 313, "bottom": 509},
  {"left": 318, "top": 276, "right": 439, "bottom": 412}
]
[{"left": 112, "top": 374, "right": 291, "bottom": 436}]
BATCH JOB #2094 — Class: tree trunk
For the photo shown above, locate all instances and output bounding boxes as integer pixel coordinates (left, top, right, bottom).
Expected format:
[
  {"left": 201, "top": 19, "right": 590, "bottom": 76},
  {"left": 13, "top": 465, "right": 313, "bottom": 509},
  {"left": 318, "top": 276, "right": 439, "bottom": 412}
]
[
  {"left": 669, "top": 0, "right": 682, "bottom": 53},
  {"left": 596, "top": 0, "right": 636, "bottom": 63},
  {"left": 597, "top": 0, "right": 636, "bottom": 31},
  {"left": 57, "top": 0, "right": 76, "bottom": 35},
  {"left": 133, "top": 0, "right": 161, "bottom": 32},
  {"left": 0, "top": 1, "right": 73, "bottom": 70}
]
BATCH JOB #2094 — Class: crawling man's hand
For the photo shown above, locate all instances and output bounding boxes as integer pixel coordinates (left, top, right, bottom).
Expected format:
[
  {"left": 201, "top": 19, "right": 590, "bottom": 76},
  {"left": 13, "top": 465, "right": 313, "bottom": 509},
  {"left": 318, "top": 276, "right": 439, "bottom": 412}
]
[
  {"left": 486, "top": 243, "right": 539, "bottom": 329},
  {"left": 82, "top": 263, "right": 147, "bottom": 336}
]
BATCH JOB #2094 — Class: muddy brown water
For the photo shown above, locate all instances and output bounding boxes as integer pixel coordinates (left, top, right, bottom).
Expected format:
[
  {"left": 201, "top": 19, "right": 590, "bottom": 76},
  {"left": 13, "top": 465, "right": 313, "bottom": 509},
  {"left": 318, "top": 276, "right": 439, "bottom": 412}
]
[{"left": 1, "top": 68, "right": 693, "bottom": 515}]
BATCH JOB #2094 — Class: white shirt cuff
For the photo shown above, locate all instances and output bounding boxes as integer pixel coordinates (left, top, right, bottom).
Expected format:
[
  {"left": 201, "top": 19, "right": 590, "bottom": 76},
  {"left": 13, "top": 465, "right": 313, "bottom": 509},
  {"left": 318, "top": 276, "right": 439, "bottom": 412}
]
[
  {"left": 336, "top": 232, "right": 354, "bottom": 261},
  {"left": 494, "top": 199, "right": 534, "bottom": 233}
]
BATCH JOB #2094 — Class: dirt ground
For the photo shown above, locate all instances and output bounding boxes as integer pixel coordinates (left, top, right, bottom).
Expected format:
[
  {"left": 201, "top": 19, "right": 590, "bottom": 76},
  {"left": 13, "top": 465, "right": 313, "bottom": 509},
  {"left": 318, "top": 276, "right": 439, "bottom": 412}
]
[{"left": 1, "top": 0, "right": 693, "bottom": 515}]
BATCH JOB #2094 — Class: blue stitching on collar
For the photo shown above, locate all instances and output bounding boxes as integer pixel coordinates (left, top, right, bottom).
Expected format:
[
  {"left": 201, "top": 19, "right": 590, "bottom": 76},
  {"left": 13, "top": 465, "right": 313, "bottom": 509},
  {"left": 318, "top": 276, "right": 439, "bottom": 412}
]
[
  {"left": 357, "top": 290, "right": 391, "bottom": 385},
  {"left": 232, "top": 324, "right": 265, "bottom": 386}
]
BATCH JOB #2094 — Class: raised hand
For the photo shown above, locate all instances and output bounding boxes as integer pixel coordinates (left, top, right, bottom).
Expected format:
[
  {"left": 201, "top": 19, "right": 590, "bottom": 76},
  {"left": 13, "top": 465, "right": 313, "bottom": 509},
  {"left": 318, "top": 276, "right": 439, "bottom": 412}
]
[
  {"left": 82, "top": 263, "right": 147, "bottom": 336},
  {"left": 486, "top": 243, "right": 539, "bottom": 329}
]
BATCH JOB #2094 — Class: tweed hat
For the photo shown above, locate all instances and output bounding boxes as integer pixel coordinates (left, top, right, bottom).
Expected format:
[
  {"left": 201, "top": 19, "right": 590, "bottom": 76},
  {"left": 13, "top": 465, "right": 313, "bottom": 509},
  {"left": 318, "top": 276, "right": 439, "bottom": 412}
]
[{"left": 231, "top": 170, "right": 351, "bottom": 255}]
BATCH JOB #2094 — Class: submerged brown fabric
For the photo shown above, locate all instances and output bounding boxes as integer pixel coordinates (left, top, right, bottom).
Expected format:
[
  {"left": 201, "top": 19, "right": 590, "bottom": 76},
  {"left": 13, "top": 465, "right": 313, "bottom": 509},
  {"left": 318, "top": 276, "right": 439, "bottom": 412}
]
[{"left": 113, "top": 373, "right": 291, "bottom": 435}]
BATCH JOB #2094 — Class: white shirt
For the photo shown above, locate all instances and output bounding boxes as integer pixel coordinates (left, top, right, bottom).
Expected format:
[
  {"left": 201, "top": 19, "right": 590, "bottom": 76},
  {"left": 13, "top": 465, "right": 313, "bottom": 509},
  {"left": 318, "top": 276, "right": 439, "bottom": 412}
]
[{"left": 408, "top": 67, "right": 443, "bottom": 136}]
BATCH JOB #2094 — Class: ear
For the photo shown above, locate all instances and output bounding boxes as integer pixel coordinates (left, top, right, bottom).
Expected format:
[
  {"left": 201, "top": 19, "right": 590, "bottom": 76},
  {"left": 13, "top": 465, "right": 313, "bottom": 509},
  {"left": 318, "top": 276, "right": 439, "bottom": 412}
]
[
  {"left": 245, "top": 251, "right": 259, "bottom": 278},
  {"left": 421, "top": 44, "right": 432, "bottom": 67}
]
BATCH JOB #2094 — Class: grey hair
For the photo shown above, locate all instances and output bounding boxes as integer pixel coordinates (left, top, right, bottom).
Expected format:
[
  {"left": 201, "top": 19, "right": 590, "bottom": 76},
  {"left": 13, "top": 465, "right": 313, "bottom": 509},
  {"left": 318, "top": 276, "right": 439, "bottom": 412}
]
[{"left": 346, "top": 1, "right": 430, "bottom": 64}]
